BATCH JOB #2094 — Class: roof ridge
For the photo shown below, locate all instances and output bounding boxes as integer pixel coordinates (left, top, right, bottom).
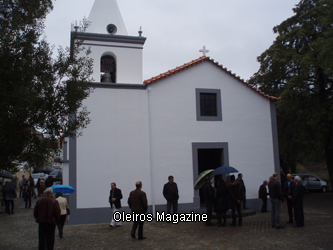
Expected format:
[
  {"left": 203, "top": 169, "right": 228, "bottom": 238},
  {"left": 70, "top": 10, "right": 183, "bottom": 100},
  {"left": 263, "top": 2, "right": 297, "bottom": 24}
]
[{"left": 143, "top": 56, "right": 280, "bottom": 101}]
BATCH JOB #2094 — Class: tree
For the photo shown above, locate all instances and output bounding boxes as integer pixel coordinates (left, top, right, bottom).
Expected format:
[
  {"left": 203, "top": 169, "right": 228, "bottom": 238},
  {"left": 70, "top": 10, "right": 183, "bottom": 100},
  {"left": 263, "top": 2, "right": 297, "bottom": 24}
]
[
  {"left": 0, "top": 0, "right": 93, "bottom": 172},
  {"left": 249, "top": 0, "right": 333, "bottom": 187}
]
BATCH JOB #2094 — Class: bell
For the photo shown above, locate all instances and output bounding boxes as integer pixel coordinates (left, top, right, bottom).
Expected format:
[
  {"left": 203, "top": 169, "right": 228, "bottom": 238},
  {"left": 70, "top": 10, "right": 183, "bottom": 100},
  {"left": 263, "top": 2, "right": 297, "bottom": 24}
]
[{"left": 101, "top": 72, "right": 112, "bottom": 83}]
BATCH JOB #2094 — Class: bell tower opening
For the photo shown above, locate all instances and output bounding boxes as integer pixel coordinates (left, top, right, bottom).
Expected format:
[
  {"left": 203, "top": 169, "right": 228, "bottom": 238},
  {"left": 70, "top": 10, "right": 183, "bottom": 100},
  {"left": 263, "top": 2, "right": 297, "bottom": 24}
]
[{"left": 101, "top": 55, "right": 116, "bottom": 83}]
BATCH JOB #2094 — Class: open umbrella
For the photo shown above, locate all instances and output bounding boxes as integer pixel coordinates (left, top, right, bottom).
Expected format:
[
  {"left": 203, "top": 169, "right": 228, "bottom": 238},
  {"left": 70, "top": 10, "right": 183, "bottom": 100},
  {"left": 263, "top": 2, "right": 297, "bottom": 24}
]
[
  {"left": 194, "top": 169, "right": 215, "bottom": 190},
  {"left": 51, "top": 184, "right": 75, "bottom": 194},
  {"left": 0, "top": 171, "right": 14, "bottom": 179},
  {"left": 212, "top": 166, "right": 238, "bottom": 175}
]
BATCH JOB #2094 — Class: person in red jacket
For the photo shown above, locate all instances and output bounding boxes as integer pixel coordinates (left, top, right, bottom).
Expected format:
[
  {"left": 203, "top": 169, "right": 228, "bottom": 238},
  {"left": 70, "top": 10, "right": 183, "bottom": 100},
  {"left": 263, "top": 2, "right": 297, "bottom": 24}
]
[{"left": 34, "top": 188, "right": 61, "bottom": 250}]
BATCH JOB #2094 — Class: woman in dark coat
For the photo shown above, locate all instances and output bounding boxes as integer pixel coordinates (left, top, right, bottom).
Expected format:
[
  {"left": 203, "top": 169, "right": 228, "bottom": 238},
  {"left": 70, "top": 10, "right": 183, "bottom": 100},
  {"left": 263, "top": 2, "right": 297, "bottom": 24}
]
[{"left": 215, "top": 179, "right": 229, "bottom": 227}]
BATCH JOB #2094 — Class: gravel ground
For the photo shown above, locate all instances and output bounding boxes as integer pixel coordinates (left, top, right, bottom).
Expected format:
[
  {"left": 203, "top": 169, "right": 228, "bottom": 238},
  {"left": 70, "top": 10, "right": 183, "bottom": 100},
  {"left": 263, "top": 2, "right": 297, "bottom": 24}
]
[{"left": 1, "top": 192, "right": 333, "bottom": 250}]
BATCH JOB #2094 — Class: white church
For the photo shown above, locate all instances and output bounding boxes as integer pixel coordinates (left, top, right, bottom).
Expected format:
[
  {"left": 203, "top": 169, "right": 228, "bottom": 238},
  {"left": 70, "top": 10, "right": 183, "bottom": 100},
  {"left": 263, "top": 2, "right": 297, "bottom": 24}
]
[{"left": 62, "top": 0, "right": 280, "bottom": 224}]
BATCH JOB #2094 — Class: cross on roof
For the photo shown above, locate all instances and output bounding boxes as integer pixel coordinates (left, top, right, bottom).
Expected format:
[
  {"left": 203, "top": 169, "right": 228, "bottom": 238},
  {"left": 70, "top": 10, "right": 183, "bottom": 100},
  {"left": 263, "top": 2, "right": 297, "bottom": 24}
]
[{"left": 199, "top": 46, "right": 209, "bottom": 56}]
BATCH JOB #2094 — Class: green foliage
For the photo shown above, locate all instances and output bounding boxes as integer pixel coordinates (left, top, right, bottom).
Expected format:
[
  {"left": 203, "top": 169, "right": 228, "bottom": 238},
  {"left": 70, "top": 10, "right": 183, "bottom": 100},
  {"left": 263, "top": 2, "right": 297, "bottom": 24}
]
[
  {"left": 249, "top": 0, "right": 333, "bottom": 180},
  {"left": 0, "top": 1, "right": 93, "bottom": 171}
]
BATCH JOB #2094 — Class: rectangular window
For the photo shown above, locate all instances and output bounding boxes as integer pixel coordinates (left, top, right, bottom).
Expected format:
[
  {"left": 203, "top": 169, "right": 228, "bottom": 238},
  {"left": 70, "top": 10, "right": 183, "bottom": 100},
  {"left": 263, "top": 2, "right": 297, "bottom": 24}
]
[
  {"left": 196, "top": 89, "right": 222, "bottom": 121},
  {"left": 200, "top": 93, "right": 217, "bottom": 116}
]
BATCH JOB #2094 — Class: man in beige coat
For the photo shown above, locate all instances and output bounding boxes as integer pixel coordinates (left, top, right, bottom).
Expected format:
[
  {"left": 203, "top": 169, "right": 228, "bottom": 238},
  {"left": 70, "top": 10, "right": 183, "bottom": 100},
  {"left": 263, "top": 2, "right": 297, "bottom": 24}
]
[{"left": 56, "top": 193, "right": 69, "bottom": 238}]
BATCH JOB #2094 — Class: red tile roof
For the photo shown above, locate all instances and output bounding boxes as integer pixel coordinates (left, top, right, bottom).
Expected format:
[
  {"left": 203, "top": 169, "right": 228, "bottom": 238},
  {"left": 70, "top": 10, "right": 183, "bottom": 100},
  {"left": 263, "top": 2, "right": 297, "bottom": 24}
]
[{"left": 143, "top": 56, "right": 280, "bottom": 101}]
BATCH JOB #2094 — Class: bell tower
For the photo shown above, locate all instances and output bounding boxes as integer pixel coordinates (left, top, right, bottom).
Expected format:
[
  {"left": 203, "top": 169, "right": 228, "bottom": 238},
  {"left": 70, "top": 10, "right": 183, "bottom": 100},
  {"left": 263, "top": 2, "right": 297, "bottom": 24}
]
[{"left": 71, "top": 0, "right": 146, "bottom": 84}]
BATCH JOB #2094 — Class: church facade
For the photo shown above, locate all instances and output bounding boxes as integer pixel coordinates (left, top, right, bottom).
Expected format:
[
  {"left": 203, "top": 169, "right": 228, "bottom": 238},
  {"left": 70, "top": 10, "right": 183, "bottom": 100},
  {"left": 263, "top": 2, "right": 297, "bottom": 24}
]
[{"left": 62, "top": 0, "right": 280, "bottom": 224}]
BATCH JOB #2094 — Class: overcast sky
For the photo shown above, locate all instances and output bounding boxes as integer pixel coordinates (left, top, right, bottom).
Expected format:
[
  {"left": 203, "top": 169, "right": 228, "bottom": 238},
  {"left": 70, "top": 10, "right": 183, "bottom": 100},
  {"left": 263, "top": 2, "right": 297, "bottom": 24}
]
[{"left": 44, "top": 0, "right": 300, "bottom": 82}]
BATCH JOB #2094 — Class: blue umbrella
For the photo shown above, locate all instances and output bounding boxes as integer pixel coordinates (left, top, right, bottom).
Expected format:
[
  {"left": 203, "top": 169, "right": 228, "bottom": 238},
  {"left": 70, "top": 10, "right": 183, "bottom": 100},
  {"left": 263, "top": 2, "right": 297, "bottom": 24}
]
[
  {"left": 51, "top": 184, "right": 75, "bottom": 194},
  {"left": 212, "top": 166, "right": 238, "bottom": 175}
]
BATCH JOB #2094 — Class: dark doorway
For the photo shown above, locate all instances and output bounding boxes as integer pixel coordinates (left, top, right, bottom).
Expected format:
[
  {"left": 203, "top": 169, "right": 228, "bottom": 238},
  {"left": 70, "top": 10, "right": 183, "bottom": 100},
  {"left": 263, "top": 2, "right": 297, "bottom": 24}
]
[{"left": 198, "top": 148, "right": 223, "bottom": 205}]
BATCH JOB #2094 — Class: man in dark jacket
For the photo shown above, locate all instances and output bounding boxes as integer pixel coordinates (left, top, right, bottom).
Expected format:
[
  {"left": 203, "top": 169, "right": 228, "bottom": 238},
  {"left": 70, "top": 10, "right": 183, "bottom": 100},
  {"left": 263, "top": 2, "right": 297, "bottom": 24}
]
[
  {"left": 283, "top": 173, "right": 295, "bottom": 223},
  {"left": 163, "top": 175, "right": 179, "bottom": 214},
  {"left": 34, "top": 188, "right": 61, "bottom": 250},
  {"left": 237, "top": 173, "right": 247, "bottom": 209},
  {"left": 23, "top": 182, "right": 32, "bottom": 208},
  {"left": 128, "top": 181, "right": 148, "bottom": 240},
  {"left": 108, "top": 182, "right": 123, "bottom": 227},
  {"left": 292, "top": 176, "right": 305, "bottom": 227},
  {"left": 45, "top": 176, "right": 54, "bottom": 188},
  {"left": 268, "top": 173, "right": 285, "bottom": 229},
  {"left": 228, "top": 175, "right": 243, "bottom": 226},
  {"left": 201, "top": 176, "right": 215, "bottom": 226},
  {"left": 258, "top": 180, "right": 268, "bottom": 213},
  {"left": 215, "top": 179, "right": 228, "bottom": 227}
]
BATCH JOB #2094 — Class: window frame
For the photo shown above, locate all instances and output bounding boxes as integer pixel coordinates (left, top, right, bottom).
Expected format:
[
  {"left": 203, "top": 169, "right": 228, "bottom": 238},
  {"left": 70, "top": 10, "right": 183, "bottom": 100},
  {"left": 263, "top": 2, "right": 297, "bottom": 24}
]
[{"left": 195, "top": 88, "right": 222, "bottom": 121}]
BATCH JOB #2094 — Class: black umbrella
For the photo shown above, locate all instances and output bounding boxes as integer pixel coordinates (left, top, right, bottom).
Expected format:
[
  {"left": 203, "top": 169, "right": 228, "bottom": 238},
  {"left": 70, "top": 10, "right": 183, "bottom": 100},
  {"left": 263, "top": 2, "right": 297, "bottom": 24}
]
[
  {"left": 212, "top": 166, "right": 238, "bottom": 175},
  {"left": 0, "top": 171, "right": 14, "bottom": 179}
]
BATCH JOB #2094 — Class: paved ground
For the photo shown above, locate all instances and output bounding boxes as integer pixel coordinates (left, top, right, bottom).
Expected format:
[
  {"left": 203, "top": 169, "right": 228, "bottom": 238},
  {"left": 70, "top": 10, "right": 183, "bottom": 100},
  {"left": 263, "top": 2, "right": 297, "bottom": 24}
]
[{"left": 1, "top": 192, "right": 333, "bottom": 250}]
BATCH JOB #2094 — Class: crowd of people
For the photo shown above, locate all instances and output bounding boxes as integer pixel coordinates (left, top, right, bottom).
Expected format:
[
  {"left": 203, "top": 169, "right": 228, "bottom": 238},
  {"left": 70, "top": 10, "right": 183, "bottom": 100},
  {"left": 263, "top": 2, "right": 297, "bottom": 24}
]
[
  {"left": 1, "top": 171, "right": 306, "bottom": 248},
  {"left": 107, "top": 171, "right": 306, "bottom": 242},
  {"left": 108, "top": 177, "right": 179, "bottom": 240},
  {"left": 266, "top": 173, "right": 305, "bottom": 229},
  {"left": 107, "top": 173, "right": 248, "bottom": 241},
  {"left": 1, "top": 174, "right": 56, "bottom": 214},
  {"left": 0, "top": 174, "right": 68, "bottom": 250},
  {"left": 196, "top": 172, "right": 305, "bottom": 229},
  {"left": 201, "top": 173, "right": 246, "bottom": 227}
]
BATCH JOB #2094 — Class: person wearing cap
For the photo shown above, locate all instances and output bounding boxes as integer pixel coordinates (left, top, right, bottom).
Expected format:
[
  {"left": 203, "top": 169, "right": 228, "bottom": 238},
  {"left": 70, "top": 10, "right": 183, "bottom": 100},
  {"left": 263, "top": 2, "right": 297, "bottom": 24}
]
[
  {"left": 292, "top": 176, "right": 305, "bottom": 227},
  {"left": 163, "top": 175, "right": 179, "bottom": 215}
]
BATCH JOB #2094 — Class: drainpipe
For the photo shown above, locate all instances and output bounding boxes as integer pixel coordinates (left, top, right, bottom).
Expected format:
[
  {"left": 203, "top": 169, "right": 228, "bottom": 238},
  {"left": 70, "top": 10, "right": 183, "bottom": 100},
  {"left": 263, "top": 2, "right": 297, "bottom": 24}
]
[{"left": 148, "top": 87, "right": 155, "bottom": 216}]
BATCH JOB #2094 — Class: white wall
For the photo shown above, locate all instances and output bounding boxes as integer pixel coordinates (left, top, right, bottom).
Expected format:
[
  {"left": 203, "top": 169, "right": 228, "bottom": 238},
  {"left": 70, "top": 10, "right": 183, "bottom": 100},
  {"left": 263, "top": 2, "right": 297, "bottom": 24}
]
[
  {"left": 148, "top": 61, "right": 275, "bottom": 205},
  {"left": 73, "top": 60, "right": 277, "bottom": 210},
  {"left": 81, "top": 41, "right": 144, "bottom": 84},
  {"left": 76, "top": 87, "right": 151, "bottom": 208}
]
